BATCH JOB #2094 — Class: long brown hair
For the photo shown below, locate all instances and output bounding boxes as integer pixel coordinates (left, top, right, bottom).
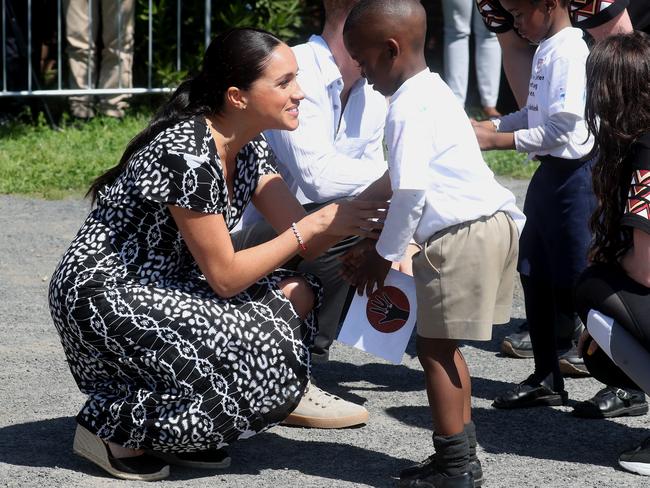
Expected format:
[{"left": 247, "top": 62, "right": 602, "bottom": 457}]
[
  {"left": 585, "top": 31, "right": 650, "bottom": 264},
  {"left": 87, "top": 28, "right": 282, "bottom": 203}
]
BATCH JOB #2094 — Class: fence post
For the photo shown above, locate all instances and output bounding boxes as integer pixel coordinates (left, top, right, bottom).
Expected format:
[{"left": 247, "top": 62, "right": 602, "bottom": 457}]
[{"left": 204, "top": 0, "right": 211, "bottom": 52}]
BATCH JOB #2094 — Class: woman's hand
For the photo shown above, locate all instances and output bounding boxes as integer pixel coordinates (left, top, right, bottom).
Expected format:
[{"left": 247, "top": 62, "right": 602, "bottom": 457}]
[{"left": 308, "top": 199, "right": 387, "bottom": 239}]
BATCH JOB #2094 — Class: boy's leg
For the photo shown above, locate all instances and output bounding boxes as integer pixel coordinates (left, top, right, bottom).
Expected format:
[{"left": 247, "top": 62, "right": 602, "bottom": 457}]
[
  {"left": 526, "top": 276, "right": 563, "bottom": 390},
  {"left": 400, "top": 336, "right": 474, "bottom": 486},
  {"left": 417, "top": 337, "right": 471, "bottom": 434},
  {"left": 416, "top": 336, "right": 471, "bottom": 478},
  {"left": 402, "top": 212, "right": 516, "bottom": 487},
  {"left": 493, "top": 274, "right": 569, "bottom": 408}
]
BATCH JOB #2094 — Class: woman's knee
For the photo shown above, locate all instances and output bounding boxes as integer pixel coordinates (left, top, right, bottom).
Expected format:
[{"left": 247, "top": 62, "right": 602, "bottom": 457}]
[
  {"left": 576, "top": 265, "right": 632, "bottom": 326},
  {"left": 279, "top": 277, "right": 314, "bottom": 320}
]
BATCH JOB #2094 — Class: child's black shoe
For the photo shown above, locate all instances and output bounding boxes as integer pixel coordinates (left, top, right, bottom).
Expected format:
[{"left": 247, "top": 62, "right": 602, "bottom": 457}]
[
  {"left": 399, "top": 469, "right": 473, "bottom": 488},
  {"left": 399, "top": 455, "right": 483, "bottom": 487}
]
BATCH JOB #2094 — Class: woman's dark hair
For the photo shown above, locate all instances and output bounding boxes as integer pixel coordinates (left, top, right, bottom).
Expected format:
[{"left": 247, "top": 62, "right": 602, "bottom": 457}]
[
  {"left": 87, "top": 27, "right": 283, "bottom": 202},
  {"left": 585, "top": 31, "right": 650, "bottom": 264}
]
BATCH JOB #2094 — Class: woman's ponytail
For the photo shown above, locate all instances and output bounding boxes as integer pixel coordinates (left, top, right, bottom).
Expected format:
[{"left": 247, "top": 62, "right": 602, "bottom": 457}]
[{"left": 87, "top": 27, "right": 283, "bottom": 203}]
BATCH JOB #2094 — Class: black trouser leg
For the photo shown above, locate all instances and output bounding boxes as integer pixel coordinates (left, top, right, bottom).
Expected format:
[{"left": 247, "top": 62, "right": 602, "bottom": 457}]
[
  {"left": 554, "top": 308, "right": 582, "bottom": 350},
  {"left": 553, "top": 285, "right": 581, "bottom": 350},
  {"left": 521, "top": 274, "right": 564, "bottom": 391},
  {"left": 296, "top": 247, "right": 351, "bottom": 362}
]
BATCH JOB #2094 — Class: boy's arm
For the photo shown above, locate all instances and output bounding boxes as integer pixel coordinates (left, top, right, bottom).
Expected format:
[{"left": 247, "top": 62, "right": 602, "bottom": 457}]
[
  {"left": 511, "top": 55, "right": 588, "bottom": 155},
  {"left": 348, "top": 114, "right": 427, "bottom": 294},
  {"left": 474, "top": 125, "right": 516, "bottom": 150},
  {"left": 377, "top": 114, "right": 429, "bottom": 260},
  {"left": 344, "top": 190, "right": 425, "bottom": 296},
  {"left": 512, "top": 113, "right": 581, "bottom": 154},
  {"left": 473, "top": 108, "right": 527, "bottom": 150},
  {"left": 495, "top": 107, "right": 528, "bottom": 132},
  {"left": 376, "top": 189, "right": 426, "bottom": 262}
]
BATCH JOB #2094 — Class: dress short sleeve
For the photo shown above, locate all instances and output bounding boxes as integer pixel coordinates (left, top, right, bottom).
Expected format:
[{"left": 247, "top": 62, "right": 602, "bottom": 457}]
[
  {"left": 570, "top": 0, "right": 629, "bottom": 30},
  {"left": 621, "top": 134, "right": 650, "bottom": 234},
  {"left": 253, "top": 135, "right": 280, "bottom": 178},
  {"left": 134, "top": 150, "right": 226, "bottom": 215}
]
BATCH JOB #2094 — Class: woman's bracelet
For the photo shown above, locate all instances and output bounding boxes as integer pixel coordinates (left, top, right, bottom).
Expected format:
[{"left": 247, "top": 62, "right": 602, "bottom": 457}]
[{"left": 291, "top": 222, "right": 307, "bottom": 252}]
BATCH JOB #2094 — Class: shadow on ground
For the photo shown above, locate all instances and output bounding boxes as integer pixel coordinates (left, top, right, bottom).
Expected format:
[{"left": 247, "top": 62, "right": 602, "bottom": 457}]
[
  {"left": 385, "top": 403, "right": 648, "bottom": 470},
  {"left": 0, "top": 416, "right": 407, "bottom": 487}
]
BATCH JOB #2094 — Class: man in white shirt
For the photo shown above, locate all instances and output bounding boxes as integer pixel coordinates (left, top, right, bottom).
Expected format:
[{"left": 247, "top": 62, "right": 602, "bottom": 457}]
[{"left": 233, "top": 0, "right": 388, "bottom": 429}]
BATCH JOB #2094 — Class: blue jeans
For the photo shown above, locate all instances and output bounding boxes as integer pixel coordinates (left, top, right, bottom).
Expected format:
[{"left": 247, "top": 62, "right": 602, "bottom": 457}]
[{"left": 441, "top": 0, "right": 502, "bottom": 107}]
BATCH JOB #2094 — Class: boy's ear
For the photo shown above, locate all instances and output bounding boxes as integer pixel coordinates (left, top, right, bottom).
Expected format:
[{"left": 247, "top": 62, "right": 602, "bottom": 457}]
[
  {"left": 225, "top": 86, "right": 248, "bottom": 110},
  {"left": 386, "top": 38, "right": 400, "bottom": 59}
]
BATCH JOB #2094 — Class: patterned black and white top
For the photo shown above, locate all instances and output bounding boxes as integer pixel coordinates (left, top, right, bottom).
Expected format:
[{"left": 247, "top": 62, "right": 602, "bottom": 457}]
[
  {"left": 476, "top": 0, "right": 650, "bottom": 33},
  {"left": 621, "top": 133, "right": 650, "bottom": 235},
  {"left": 48, "top": 116, "right": 319, "bottom": 452}
]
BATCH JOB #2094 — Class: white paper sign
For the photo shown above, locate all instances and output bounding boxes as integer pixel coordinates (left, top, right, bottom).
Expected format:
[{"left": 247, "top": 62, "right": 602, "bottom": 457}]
[{"left": 337, "top": 269, "right": 417, "bottom": 364}]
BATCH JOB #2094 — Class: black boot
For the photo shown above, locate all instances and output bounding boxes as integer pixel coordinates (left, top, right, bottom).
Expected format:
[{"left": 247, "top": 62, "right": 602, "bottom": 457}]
[
  {"left": 399, "top": 423, "right": 483, "bottom": 487},
  {"left": 400, "top": 432, "right": 473, "bottom": 488}
]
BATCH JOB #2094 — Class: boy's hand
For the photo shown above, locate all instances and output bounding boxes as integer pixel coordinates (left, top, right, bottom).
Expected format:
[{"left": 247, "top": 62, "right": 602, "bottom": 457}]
[
  {"left": 473, "top": 124, "right": 498, "bottom": 150},
  {"left": 473, "top": 125, "right": 516, "bottom": 151},
  {"left": 340, "top": 239, "right": 375, "bottom": 270},
  {"left": 344, "top": 246, "right": 391, "bottom": 297},
  {"left": 470, "top": 119, "right": 496, "bottom": 131}
]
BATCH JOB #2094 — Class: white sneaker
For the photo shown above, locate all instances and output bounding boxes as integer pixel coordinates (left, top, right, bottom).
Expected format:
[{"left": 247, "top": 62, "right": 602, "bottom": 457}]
[{"left": 281, "top": 380, "right": 369, "bottom": 429}]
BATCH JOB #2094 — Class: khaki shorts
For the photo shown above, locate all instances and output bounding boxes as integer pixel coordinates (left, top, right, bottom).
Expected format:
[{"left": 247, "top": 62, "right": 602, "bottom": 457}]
[{"left": 413, "top": 211, "right": 519, "bottom": 341}]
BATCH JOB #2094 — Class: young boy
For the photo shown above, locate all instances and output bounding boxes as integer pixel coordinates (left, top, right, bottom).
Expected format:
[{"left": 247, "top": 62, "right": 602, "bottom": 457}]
[
  {"left": 342, "top": 1, "right": 525, "bottom": 487},
  {"left": 472, "top": 0, "right": 601, "bottom": 412}
]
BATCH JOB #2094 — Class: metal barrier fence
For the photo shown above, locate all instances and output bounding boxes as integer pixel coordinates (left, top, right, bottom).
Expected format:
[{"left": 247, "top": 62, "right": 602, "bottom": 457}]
[{"left": 1, "top": 0, "right": 213, "bottom": 97}]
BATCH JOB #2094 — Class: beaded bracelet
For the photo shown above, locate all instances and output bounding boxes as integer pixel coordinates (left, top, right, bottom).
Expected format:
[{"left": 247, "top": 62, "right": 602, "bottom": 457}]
[{"left": 291, "top": 222, "right": 307, "bottom": 251}]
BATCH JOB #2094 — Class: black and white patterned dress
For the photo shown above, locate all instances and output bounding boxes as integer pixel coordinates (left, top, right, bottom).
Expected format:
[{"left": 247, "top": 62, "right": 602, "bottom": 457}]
[{"left": 48, "top": 116, "right": 319, "bottom": 452}]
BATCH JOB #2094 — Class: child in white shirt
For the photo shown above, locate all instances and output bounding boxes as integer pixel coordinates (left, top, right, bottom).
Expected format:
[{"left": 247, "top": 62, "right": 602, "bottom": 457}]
[
  {"left": 472, "top": 0, "right": 597, "bottom": 411},
  {"left": 343, "top": 1, "right": 525, "bottom": 486}
]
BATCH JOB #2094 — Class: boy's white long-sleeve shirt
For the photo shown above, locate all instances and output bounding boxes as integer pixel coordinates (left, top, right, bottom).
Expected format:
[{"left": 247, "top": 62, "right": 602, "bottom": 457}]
[
  {"left": 494, "top": 27, "right": 594, "bottom": 159},
  {"left": 376, "top": 69, "right": 525, "bottom": 262}
]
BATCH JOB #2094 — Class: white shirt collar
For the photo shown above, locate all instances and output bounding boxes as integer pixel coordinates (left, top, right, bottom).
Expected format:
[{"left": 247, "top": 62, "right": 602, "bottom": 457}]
[
  {"left": 390, "top": 68, "right": 431, "bottom": 104},
  {"left": 537, "top": 27, "right": 583, "bottom": 56},
  {"left": 307, "top": 35, "right": 343, "bottom": 88}
]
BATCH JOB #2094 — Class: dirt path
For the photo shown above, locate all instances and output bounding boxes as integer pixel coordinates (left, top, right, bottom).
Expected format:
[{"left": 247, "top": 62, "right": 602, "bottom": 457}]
[{"left": 0, "top": 179, "right": 647, "bottom": 487}]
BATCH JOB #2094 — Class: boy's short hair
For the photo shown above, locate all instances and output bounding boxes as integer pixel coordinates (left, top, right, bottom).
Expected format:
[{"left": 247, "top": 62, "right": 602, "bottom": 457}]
[{"left": 344, "top": 0, "right": 426, "bottom": 52}]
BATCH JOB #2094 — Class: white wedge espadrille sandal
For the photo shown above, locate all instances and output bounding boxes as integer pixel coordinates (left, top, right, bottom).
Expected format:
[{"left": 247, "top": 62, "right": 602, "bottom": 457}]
[{"left": 72, "top": 424, "right": 170, "bottom": 481}]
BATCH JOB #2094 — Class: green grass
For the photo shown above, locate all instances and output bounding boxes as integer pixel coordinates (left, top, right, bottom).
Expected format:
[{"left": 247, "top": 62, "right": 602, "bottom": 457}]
[
  {"left": 0, "top": 112, "right": 151, "bottom": 199},
  {"left": 483, "top": 149, "right": 538, "bottom": 179},
  {"left": 0, "top": 112, "right": 536, "bottom": 199}
]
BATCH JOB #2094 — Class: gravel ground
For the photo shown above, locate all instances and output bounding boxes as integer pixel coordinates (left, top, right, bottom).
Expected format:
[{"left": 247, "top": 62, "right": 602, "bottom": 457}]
[{"left": 0, "top": 177, "right": 648, "bottom": 488}]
